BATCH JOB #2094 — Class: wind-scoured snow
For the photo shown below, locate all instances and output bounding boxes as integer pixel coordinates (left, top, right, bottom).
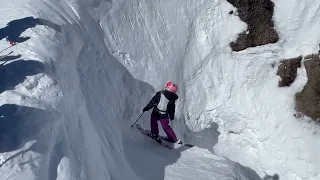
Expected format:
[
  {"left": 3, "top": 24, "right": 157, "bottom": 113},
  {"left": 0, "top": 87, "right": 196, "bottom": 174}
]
[{"left": 0, "top": 0, "right": 319, "bottom": 180}]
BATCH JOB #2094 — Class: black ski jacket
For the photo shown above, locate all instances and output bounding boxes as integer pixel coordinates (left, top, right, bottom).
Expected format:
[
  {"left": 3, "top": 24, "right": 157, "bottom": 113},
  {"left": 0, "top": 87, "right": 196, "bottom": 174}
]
[{"left": 143, "top": 90, "right": 179, "bottom": 120}]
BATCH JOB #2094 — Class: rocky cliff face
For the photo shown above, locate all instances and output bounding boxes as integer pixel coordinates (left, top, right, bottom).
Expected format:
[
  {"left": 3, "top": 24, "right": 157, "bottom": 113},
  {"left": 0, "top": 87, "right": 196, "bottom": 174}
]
[{"left": 227, "top": 0, "right": 279, "bottom": 51}]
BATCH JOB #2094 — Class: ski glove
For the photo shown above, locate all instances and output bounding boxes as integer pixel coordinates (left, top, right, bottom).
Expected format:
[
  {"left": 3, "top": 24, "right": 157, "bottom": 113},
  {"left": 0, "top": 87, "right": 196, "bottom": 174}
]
[{"left": 143, "top": 107, "right": 148, "bottom": 112}]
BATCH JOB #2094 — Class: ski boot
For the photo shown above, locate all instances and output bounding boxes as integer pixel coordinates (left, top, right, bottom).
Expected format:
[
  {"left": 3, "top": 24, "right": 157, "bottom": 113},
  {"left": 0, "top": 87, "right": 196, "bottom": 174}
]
[
  {"left": 163, "top": 137, "right": 182, "bottom": 144},
  {"left": 150, "top": 133, "right": 161, "bottom": 143}
]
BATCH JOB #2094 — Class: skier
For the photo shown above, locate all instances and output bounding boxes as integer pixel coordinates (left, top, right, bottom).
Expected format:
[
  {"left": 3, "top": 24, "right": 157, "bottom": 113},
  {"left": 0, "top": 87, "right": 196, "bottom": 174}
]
[{"left": 142, "top": 81, "right": 181, "bottom": 144}]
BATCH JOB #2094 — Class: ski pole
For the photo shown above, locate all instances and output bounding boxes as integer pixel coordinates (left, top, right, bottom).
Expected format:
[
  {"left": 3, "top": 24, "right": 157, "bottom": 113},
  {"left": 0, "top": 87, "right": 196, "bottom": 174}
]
[
  {"left": 131, "top": 112, "right": 144, "bottom": 127},
  {"left": 0, "top": 42, "right": 17, "bottom": 54}
]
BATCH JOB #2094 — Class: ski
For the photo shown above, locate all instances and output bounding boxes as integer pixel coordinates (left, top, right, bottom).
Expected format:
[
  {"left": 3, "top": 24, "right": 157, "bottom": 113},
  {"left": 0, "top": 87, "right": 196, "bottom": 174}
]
[
  {"left": 159, "top": 136, "right": 194, "bottom": 147},
  {"left": 135, "top": 124, "right": 173, "bottom": 149}
]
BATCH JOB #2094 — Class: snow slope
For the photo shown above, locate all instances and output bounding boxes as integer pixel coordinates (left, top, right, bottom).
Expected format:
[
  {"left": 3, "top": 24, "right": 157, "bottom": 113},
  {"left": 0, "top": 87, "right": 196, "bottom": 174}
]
[
  {"left": 105, "top": 0, "right": 320, "bottom": 179},
  {"left": 0, "top": 0, "right": 319, "bottom": 180},
  {"left": 0, "top": 0, "right": 261, "bottom": 180}
]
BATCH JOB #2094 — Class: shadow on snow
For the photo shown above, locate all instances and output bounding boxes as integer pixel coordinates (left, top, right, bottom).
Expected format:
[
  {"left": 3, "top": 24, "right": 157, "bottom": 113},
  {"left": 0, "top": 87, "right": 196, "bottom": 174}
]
[
  {"left": 0, "top": 51, "right": 21, "bottom": 63},
  {"left": 0, "top": 16, "right": 62, "bottom": 180},
  {"left": 0, "top": 59, "right": 45, "bottom": 94},
  {"left": 177, "top": 115, "right": 281, "bottom": 180},
  {"left": 0, "top": 103, "right": 64, "bottom": 180},
  {"left": 0, "top": 103, "right": 58, "bottom": 160},
  {"left": 0, "top": 103, "right": 63, "bottom": 180},
  {"left": 263, "top": 174, "right": 280, "bottom": 180},
  {"left": 0, "top": 16, "right": 61, "bottom": 43}
]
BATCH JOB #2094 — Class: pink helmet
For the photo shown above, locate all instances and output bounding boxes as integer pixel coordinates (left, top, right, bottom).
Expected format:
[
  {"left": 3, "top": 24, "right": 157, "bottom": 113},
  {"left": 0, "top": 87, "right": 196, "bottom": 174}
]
[{"left": 165, "top": 81, "right": 178, "bottom": 93}]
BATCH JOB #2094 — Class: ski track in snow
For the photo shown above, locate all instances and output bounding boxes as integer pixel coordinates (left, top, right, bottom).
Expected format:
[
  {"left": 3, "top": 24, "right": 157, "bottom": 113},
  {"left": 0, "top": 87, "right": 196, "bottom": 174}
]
[{"left": 0, "top": 0, "right": 319, "bottom": 180}]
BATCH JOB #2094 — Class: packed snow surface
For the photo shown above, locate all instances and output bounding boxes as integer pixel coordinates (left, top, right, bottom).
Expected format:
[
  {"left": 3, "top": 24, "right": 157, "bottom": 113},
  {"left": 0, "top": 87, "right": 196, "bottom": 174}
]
[{"left": 0, "top": 0, "right": 320, "bottom": 180}]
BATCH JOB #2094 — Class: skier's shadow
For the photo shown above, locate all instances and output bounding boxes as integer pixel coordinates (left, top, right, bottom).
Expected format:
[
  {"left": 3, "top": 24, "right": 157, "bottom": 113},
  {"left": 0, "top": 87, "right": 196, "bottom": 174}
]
[
  {"left": 177, "top": 118, "right": 281, "bottom": 180},
  {"left": 178, "top": 119, "right": 220, "bottom": 154},
  {"left": 0, "top": 16, "right": 61, "bottom": 43}
]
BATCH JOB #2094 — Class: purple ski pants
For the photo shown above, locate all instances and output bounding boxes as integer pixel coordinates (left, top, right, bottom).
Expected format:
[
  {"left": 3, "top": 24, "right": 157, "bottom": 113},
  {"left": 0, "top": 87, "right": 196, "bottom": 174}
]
[{"left": 150, "top": 115, "right": 178, "bottom": 141}]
